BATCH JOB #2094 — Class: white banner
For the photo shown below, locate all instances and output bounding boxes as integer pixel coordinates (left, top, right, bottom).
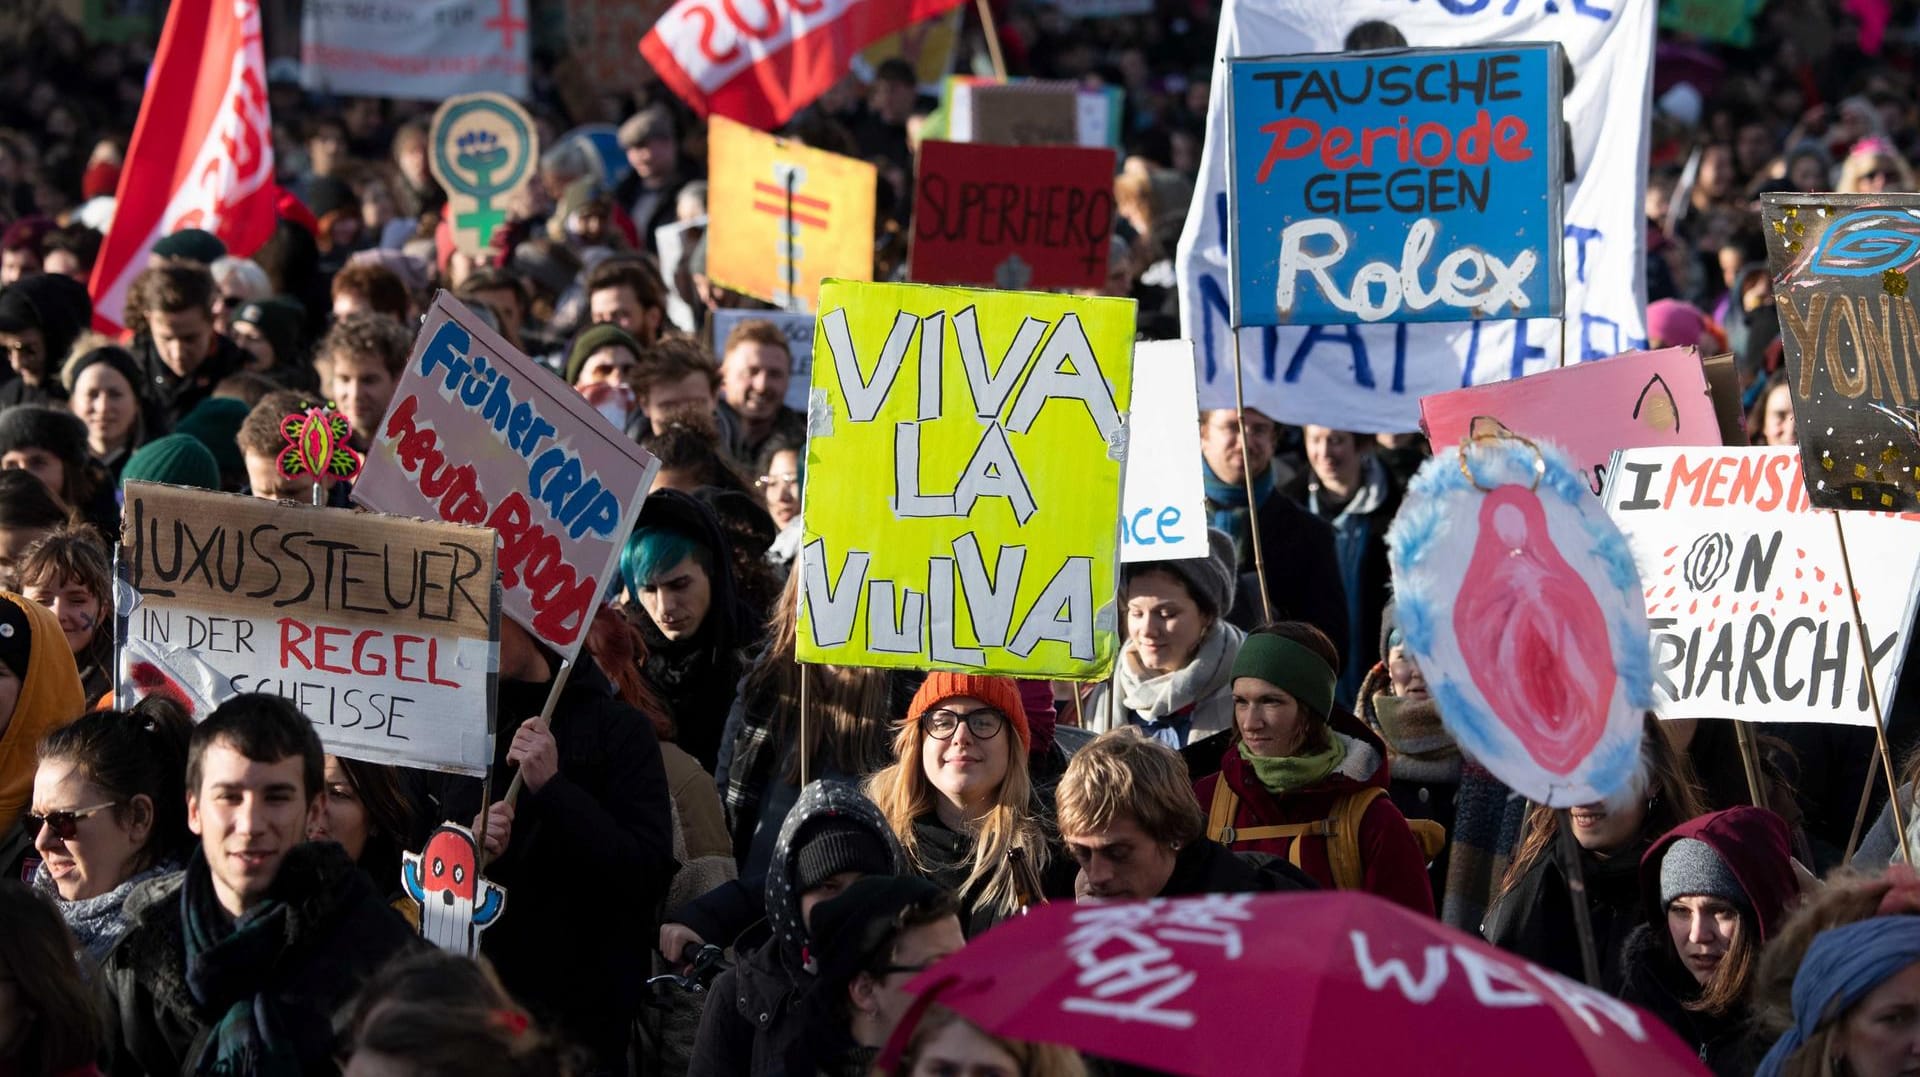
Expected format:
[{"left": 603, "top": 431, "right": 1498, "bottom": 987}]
[
  {"left": 301, "top": 0, "right": 530, "bottom": 102},
  {"left": 1122, "top": 340, "right": 1208, "bottom": 563},
  {"left": 1177, "top": 0, "right": 1653, "bottom": 433}
]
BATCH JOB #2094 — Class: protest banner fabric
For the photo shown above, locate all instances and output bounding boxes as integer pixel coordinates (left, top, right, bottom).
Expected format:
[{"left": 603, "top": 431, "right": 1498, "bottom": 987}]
[
  {"left": 910, "top": 141, "right": 1117, "bottom": 292},
  {"left": 1226, "top": 46, "right": 1564, "bottom": 327},
  {"left": 353, "top": 294, "right": 661, "bottom": 661},
  {"left": 1388, "top": 438, "right": 1651, "bottom": 806},
  {"left": 707, "top": 116, "right": 876, "bottom": 311},
  {"left": 300, "top": 0, "right": 530, "bottom": 101},
  {"left": 798, "top": 280, "right": 1136, "bottom": 677},
  {"left": 1122, "top": 340, "right": 1208, "bottom": 564},
  {"left": 1761, "top": 192, "right": 1920, "bottom": 512},
  {"left": 1420, "top": 347, "right": 1719, "bottom": 497},
  {"left": 1658, "top": 0, "right": 1765, "bottom": 46},
  {"left": 430, "top": 93, "right": 541, "bottom": 259},
  {"left": 710, "top": 308, "right": 816, "bottom": 411},
  {"left": 1177, "top": 0, "right": 1654, "bottom": 433},
  {"left": 1602, "top": 446, "right": 1920, "bottom": 726},
  {"left": 116, "top": 483, "right": 500, "bottom": 775},
  {"left": 88, "top": 0, "right": 277, "bottom": 332},
  {"left": 640, "top": 0, "right": 966, "bottom": 129}
]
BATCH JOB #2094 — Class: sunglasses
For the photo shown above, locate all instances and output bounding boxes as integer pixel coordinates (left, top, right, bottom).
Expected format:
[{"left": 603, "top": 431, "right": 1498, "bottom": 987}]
[
  {"left": 1865, "top": 168, "right": 1899, "bottom": 182},
  {"left": 923, "top": 707, "right": 1007, "bottom": 741},
  {"left": 26, "top": 800, "right": 117, "bottom": 840}
]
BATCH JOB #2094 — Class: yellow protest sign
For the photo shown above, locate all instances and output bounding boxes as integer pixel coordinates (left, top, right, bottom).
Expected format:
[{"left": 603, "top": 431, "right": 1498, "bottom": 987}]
[
  {"left": 707, "top": 116, "right": 876, "bottom": 312},
  {"left": 798, "top": 280, "right": 1136, "bottom": 678}
]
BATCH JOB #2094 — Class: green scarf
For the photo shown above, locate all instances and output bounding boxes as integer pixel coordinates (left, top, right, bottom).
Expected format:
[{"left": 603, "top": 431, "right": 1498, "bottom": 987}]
[
  {"left": 181, "top": 851, "right": 302, "bottom": 1077},
  {"left": 1238, "top": 736, "right": 1347, "bottom": 794}
]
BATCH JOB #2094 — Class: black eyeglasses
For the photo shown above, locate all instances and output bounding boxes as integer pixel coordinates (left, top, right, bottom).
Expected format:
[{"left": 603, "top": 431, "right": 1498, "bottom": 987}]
[
  {"left": 26, "top": 800, "right": 117, "bottom": 840},
  {"left": 923, "top": 708, "right": 1006, "bottom": 741}
]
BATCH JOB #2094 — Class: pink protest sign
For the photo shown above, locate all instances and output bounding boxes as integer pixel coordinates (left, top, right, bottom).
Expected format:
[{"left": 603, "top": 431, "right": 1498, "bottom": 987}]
[
  {"left": 353, "top": 293, "right": 660, "bottom": 660},
  {"left": 1420, "top": 347, "right": 1720, "bottom": 496}
]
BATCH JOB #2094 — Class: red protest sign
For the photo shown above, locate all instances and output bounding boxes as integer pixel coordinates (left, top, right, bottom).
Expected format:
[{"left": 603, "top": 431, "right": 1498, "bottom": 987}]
[{"left": 908, "top": 140, "right": 1117, "bottom": 292}]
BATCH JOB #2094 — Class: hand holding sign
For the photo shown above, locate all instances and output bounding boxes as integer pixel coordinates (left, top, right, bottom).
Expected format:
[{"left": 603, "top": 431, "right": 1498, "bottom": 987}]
[{"left": 506, "top": 716, "right": 559, "bottom": 792}]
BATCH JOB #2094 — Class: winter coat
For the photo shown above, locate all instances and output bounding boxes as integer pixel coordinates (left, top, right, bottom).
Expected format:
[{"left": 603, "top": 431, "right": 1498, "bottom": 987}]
[
  {"left": 907, "top": 812, "right": 1079, "bottom": 937},
  {"left": 1620, "top": 807, "right": 1799, "bottom": 1077},
  {"left": 426, "top": 654, "right": 677, "bottom": 1072},
  {"left": 664, "top": 741, "right": 732, "bottom": 863},
  {"left": 1283, "top": 456, "right": 1401, "bottom": 707},
  {"left": 98, "top": 843, "right": 420, "bottom": 1077},
  {"left": 1157, "top": 836, "right": 1318, "bottom": 897},
  {"left": 0, "top": 593, "right": 85, "bottom": 834},
  {"left": 130, "top": 331, "right": 250, "bottom": 428},
  {"left": 1358, "top": 661, "right": 1461, "bottom": 903},
  {"left": 33, "top": 858, "right": 178, "bottom": 964},
  {"left": 1084, "top": 619, "right": 1244, "bottom": 746},
  {"left": 1220, "top": 485, "right": 1351, "bottom": 671},
  {"left": 1481, "top": 836, "right": 1649, "bottom": 991},
  {"left": 1191, "top": 714, "right": 1435, "bottom": 915},
  {"left": 1440, "top": 759, "right": 1530, "bottom": 934},
  {"left": 688, "top": 780, "right": 906, "bottom": 1077}
]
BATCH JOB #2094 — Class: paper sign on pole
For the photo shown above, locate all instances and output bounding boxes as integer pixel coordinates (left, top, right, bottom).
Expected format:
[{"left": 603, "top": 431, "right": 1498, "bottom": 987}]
[
  {"left": 1421, "top": 348, "right": 1719, "bottom": 497},
  {"left": 910, "top": 141, "right": 1117, "bottom": 293},
  {"left": 945, "top": 80, "right": 1116, "bottom": 149},
  {"left": 1122, "top": 340, "right": 1208, "bottom": 563},
  {"left": 798, "top": 279, "right": 1137, "bottom": 677},
  {"left": 115, "top": 483, "right": 500, "bottom": 775},
  {"left": 1177, "top": 0, "right": 1654, "bottom": 433},
  {"left": 353, "top": 294, "right": 661, "bottom": 662},
  {"left": 711, "top": 308, "right": 816, "bottom": 411},
  {"left": 1761, "top": 192, "right": 1920, "bottom": 512},
  {"left": 1602, "top": 446, "right": 1920, "bottom": 725},
  {"left": 1226, "top": 45, "right": 1564, "bottom": 328},
  {"left": 431, "top": 93, "right": 540, "bottom": 260},
  {"left": 707, "top": 116, "right": 876, "bottom": 312},
  {"left": 301, "top": 0, "right": 530, "bottom": 101}
]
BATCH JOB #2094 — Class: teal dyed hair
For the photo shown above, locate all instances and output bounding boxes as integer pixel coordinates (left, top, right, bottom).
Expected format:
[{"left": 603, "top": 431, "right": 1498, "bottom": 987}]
[{"left": 619, "top": 525, "right": 707, "bottom": 597}]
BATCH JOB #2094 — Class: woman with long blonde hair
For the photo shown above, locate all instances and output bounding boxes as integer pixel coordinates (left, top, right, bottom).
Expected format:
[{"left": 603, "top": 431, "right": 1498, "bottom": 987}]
[{"left": 867, "top": 673, "right": 1077, "bottom": 935}]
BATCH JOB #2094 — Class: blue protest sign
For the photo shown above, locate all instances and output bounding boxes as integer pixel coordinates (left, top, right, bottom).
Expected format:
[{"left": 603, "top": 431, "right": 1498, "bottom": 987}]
[{"left": 1226, "top": 45, "right": 1564, "bottom": 328}]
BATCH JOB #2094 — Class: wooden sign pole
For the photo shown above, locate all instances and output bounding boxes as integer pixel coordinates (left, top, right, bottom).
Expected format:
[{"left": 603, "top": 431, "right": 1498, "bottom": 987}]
[
  {"left": 1830, "top": 510, "right": 1914, "bottom": 865},
  {"left": 480, "top": 658, "right": 576, "bottom": 873},
  {"left": 1231, "top": 329, "right": 1274, "bottom": 624},
  {"left": 1555, "top": 808, "right": 1604, "bottom": 988}
]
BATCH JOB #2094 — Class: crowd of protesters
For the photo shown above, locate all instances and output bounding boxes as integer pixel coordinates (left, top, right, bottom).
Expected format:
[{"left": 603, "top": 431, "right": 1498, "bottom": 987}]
[{"left": 3, "top": 1, "right": 1920, "bottom": 1075}]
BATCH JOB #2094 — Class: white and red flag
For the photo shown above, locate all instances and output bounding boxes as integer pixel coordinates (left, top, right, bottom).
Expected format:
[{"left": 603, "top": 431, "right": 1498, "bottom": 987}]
[
  {"left": 640, "top": 0, "right": 964, "bottom": 130},
  {"left": 90, "top": 0, "right": 279, "bottom": 332}
]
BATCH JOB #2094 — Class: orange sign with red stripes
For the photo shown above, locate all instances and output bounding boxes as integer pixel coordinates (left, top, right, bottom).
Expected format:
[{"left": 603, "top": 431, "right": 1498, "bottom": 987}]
[{"left": 708, "top": 115, "right": 876, "bottom": 311}]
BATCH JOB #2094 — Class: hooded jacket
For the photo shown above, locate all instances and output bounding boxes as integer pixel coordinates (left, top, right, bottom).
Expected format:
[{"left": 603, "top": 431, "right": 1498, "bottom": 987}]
[
  {"left": 1619, "top": 808, "right": 1799, "bottom": 1077},
  {"left": 1192, "top": 710, "right": 1434, "bottom": 915},
  {"left": 0, "top": 273, "right": 90, "bottom": 406},
  {"left": 1084, "top": 619, "right": 1245, "bottom": 746},
  {"left": 635, "top": 490, "right": 761, "bottom": 773},
  {"left": 0, "top": 592, "right": 86, "bottom": 834},
  {"left": 689, "top": 781, "right": 905, "bottom": 1077},
  {"left": 1482, "top": 832, "right": 1652, "bottom": 992},
  {"left": 99, "top": 843, "right": 420, "bottom": 1076}
]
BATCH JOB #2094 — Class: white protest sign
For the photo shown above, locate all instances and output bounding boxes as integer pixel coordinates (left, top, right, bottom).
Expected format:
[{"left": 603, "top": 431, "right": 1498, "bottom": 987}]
[
  {"left": 116, "top": 484, "right": 501, "bottom": 775},
  {"left": 301, "top": 0, "right": 530, "bottom": 101},
  {"left": 1121, "top": 340, "right": 1208, "bottom": 563},
  {"left": 1603, "top": 446, "right": 1920, "bottom": 725},
  {"left": 1177, "top": 0, "right": 1653, "bottom": 433},
  {"left": 711, "top": 308, "right": 816, "bottom": 411}
]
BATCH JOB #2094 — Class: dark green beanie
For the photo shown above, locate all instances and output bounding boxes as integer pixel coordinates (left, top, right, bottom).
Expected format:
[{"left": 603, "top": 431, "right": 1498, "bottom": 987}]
[
  {"left": 173, "top": 397, "right": 251, "bottom": 483},
  {"left": 564, "top": 322, "right": 643, "bottom": 386},
  {"left": 1231, "top": 633, "right": 1337, "bottom": 720},
  {"left": 121, "top": 434, "right": 220, "bottom": 491},
  {"left": 150, "top": 228, "right": 228, "bottom": 266}
]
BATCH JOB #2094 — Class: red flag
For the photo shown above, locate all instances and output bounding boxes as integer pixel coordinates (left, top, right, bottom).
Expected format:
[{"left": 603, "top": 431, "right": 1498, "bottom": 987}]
[
  {"left": 640, "top": 0, "right": 965, "bottom": 130},
  {"left": 89, "top": 0, "right": 279, "bottom": 333}
]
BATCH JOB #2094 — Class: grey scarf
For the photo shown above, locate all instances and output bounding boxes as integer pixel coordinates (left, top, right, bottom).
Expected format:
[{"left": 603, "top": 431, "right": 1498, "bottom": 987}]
[{"left": 34, "top": 858, "right": 179, "bottom": 963}]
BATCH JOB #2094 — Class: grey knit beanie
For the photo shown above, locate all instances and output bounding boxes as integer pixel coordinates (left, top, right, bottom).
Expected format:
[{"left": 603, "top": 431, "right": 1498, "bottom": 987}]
[
  {"left": 1137, "top": 527, "right": 1237, "bottom": 619},
  {"left": 1659, "top": 837, "right": 1747, "bottom": 908}
]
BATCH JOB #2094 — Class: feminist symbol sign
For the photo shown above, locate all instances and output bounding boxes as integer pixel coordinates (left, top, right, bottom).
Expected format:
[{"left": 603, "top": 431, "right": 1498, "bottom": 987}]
[{"left": 430, "top": 92, "right": 539, "bottom": 258}]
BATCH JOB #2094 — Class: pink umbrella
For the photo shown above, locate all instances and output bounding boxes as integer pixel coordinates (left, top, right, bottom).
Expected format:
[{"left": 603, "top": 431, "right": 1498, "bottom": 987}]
[{"left": 900, "top": 891, "right": 1711, "bottom": 1077}]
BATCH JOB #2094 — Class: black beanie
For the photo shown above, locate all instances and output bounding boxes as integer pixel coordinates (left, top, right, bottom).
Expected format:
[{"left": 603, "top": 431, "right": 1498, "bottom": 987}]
[
  {"left": 0, "top": 273, "right": 93, "bottom": 374},
  {"left": 792, "top": 815, "right": 894, "bottom": 893},
  {"left": 0, "top": 595, "right": 32, "bottom": 680},
  {"left": 808, "top": 875, "right": 949, "bottom": 988},
  {"left": 0, "top": 405, "right": 89, "bottom": 472},
  {"left": 232, "top": 298, "right": 304, "bottom": 366}
]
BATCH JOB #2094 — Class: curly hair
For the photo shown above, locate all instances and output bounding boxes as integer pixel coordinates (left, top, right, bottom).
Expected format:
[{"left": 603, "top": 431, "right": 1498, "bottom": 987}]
[{"left": 316, "top": 311, "right": 412, "bottom": 377}]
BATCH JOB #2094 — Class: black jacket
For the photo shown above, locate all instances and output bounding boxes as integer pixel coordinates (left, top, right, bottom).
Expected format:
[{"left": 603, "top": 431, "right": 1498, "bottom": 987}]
[
  {"left": 1159, "top": 837, "right": 1317, "bottom": 897},
  {"left": 1225, "top": 491, "right": 1351, "bottom": 668},
  {"left": 908, "top": 813, "right": 1080, "bottom": 937},
  {"left": 1617, "top": 924, "right": 1760, "bottom": 1077},
  {"left": 1481, "top": 840, "right": 1647, "bottom": 991},
  {"left": 99, "top": 843, "right": 420, "bottom": 1077},
  {"left": 132, "top": 331, "right": 249, "bottom": 428},
  {"left": 427, "top": 654, "right": 677, "bottom": 1072}
]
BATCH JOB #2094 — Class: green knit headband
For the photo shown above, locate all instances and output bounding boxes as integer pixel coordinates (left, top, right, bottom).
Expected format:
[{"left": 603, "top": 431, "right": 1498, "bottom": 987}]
[{"left": 1231, "top": 634, "right": 1337, "bottom": 719}]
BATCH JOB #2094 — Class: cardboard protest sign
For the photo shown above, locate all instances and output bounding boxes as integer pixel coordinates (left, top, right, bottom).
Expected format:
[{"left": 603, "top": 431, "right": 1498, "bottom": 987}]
[
  {"left": 945, "top": 79, "right": 1117, "bottom": 148},
  {"left": 1388, "top": 436, "right": 1651, "bottom": 805},
  {"left": 710, "top": 308, "right": 815, "bottom": 411},
  {"left": 1761, "top": 192, "right": 1920, "bottom": 511},
  {"left": 353, "top": 294, "right": 661, "bottom": 661},
  {"left": 1227, "top": 45, "right": 1564, "bottom": 328},
  {"left": 431, "top": 93, "right": 540, "bottom": 259},
  {"left": 799, "top": 280, "right": 1136, "bottom": 677},
  {"left": 707, "top": 116, "right": 876, "bottom": 312},
  {"left": 909, "top": 141, "right": 1117, "bottom": 292},
  {"left": 1602, "top": 446, "right": 1920, "bottom": 726},
  {"left": 301, "top": 0, "right": 530, "bottom": 101},
  {"left": 404, "top": 823, "right": 506, "bottom": 955},
  {"left": 1420, "top": 348, "right": 1719, "bottom": 497},
  {"left": 1121, "top": 340, "right": 1208, "bottom": 563},
  {"left": 1179, "top": 2, "right": 1653, "bottom": 432},
  {"left": 115, "top": 483, "right": 500, "bottom": 775}
]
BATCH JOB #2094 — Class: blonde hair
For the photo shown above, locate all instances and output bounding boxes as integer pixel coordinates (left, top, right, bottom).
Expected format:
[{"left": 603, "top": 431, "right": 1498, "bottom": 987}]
[
  {"left": 1753, "top": 867, "right": 1915, "bottom": 1040},
  {"left": 1055, "top": 727, "right": 1204, "bottom": 848},
  {"left": 865, "top": 700, "right": 1051, "bottom": 920},
  {"left": 1838, "top": 144, "right": 1916, "bottom": 193},
  {"left": 887, "top": 1005, "right": 1086, "bottom": 1077}
]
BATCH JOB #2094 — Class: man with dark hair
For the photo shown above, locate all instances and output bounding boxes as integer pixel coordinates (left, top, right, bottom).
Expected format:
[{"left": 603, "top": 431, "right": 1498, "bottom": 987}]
[
  {"left": 319, "top": 312, "right": 412, "bottom": 449},
  {"left": 0, "top": 271, "right": 91, "bottom": 407},
  {"left": 456, "top": 268, "right": 530, "bottom": 352},
  {"left": 101, "top": 693, "right": 418, "bottom": 1075},
  {"left": 240, "top": 389, "right": 349, "bottom": 504},
  {"left": 330, "top": 260, "right": 413, "bottom": 323},
  {"left": 587, "top": 257, "right": 667, "bottom": 345},
  {"left": 632, "top": 336, "right": 721, "bottom": 438},
  {"left": 854, "top": 59, "right": 918, "bottom": 176},
  {"left": 128, "top": 262, "right": 251, "bottom": 425},
  {"left": 614, "top": 105, "right": 686, "bottom": 250}
]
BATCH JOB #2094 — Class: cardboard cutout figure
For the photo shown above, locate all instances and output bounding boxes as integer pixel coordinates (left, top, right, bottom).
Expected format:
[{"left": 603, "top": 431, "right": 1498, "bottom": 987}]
[{"left": 403, "top": 823, "right": 507, "bottom": 956}]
